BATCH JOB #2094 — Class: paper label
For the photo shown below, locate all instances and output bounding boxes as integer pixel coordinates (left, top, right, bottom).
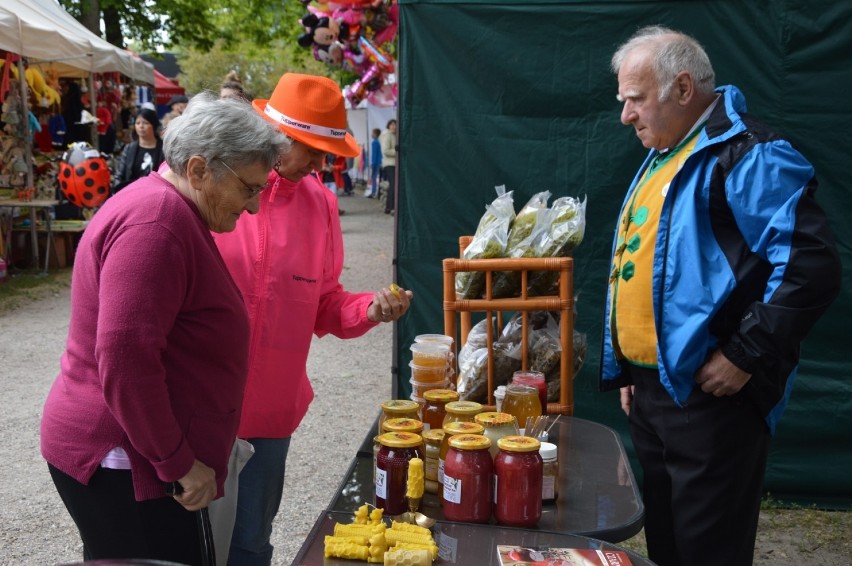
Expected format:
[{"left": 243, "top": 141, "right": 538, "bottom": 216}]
[
  {"left": 375, "top": 467, "right": 387, "bottom": 499},
  {"left": 443, "top": 473, "right": 462, "bottom": 504}
]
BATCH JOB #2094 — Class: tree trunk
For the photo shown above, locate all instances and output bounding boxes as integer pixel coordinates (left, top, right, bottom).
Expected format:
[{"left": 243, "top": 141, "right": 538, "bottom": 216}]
[
  {"left": 77, "top": 0, "right": 101, "bottom": 37},
  {"left": 103, "top": 6, "right": 125, "bottom": 48}
]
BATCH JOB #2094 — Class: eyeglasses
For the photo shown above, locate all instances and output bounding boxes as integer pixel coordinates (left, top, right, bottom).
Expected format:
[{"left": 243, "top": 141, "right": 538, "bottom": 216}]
[{"left": 218, "top": 159, "right": 272, "bottom": 198}]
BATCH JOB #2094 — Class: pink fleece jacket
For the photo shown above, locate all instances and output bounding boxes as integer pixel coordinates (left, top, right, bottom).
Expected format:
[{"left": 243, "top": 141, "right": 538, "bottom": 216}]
[
  {"left": 214, "top": 172, "right": 377, "bottom": 439},
  {"left": 40, "top": 173, "right": 250, "bottom": 501}
]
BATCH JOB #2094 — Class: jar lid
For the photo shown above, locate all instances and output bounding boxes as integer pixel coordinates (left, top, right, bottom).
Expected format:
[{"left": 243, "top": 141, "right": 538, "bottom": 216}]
[
  {"left": 381, "top": 399, "right": 420, "bottom": 413},
  {"left": 497, "top": 435, "right": 542, "bottom": 453},
  {"left": 423, "top": 388, "right": 459, "bottom": 402},
  {"left": 475, "top": 411, "right": 516, "bottom": 428},
  {"left": 414, "top": 333, "right": 454, "bottom": 346},
  {"left": 378, "top": 431, "right": 423, "bottom": 448},
  {"left": 421, "top": 429, "right": 445, "bottom": 443},
  {"left": 448, "top": 434, "right": 491, "bottom": 451},
  {"left": 445, "top": 401, "right": 483, "bottom": 415},
  {"left": 410, "top": 341, "right": 451, "bottom": 354},
  {"left": 539, "top": 441, "right": 557, "bottom": 459},
  {"left": 382, "top": 418, "right": 424, "bottom": 434},
  {"left": 443, "top": 421, "right": 484, "bottom": 436}
]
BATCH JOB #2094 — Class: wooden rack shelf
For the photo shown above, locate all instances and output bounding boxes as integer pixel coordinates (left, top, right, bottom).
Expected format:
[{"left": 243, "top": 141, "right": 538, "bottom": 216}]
[{"left": 443, "top": 236, "right": 575, "bottom": 415}]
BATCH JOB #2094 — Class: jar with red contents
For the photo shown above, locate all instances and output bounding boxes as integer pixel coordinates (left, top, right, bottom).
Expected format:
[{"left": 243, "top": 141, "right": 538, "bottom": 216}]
[
  {"left": 376, "top": 431, "right": 424, "bottom": 516},
  {"left": 494, "top": 435, "right": 543, "bottom": 527},
  {"left": 442, "top": 434, "right": 493, "bottom": 523},
  {"left": 438, "top": 421, "right": 484, "bottom": 501},
  {"left": 421, "top": 388, "right": 459, "bottom": 431}
]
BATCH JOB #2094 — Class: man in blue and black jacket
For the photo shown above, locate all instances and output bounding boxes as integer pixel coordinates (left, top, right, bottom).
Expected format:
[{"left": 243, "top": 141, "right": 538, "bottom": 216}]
[{"left": 603, "top": 25, "right": 841, "bottom": 566}]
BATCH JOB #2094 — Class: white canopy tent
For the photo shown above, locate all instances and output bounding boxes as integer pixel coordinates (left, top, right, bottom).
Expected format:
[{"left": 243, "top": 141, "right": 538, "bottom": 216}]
[{"left": 0, "top": 0, "right": 153, "bottom": 83}]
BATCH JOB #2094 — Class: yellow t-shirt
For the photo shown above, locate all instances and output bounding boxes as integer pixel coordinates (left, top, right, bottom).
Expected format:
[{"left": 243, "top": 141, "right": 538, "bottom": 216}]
[{"left": 610, "top": 135, "right": 700, "bottom": 367}]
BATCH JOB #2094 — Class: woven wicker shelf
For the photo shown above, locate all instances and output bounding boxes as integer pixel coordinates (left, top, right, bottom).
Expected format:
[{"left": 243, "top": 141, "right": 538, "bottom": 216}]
[{"left": 443, "top": 236, "right": 575, "bottom": 415}]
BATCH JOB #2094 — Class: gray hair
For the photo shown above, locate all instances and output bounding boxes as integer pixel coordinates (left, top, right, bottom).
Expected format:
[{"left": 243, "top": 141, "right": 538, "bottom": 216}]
[
  {"left": 164, "top": 91, "right": 289, "bottom": 179},
  {"left": 611, "top": 25, "right": 716, "bottom": 101}
]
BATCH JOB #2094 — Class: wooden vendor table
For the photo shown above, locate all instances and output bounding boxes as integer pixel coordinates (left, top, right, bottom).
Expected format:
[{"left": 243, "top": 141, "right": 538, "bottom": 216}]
[
  {"left": 292, "top": 416, "right": 647, "bottom": 565},
  {"left": 0, "top": 198, "right": 59, "bottom": 273}
]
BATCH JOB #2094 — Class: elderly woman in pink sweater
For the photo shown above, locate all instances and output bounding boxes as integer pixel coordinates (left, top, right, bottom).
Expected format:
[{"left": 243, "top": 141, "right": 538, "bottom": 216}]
[{"left": 40, "top": 93, "right": 288, "bottom": 565}]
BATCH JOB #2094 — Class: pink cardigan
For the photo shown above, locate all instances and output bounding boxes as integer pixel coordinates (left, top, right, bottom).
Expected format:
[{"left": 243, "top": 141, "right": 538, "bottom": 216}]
[
  {"left": 214, "top": 172, "right": 377, "bottom": 439},
  {"left": 41, "top": 173, "right": 250, "bottom": 501}
]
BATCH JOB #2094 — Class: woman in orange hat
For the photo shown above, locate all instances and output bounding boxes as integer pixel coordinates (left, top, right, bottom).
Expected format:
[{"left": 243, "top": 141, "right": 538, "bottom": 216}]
[{"left": 213, "top": 73, "right": 414, "bottom": 565}]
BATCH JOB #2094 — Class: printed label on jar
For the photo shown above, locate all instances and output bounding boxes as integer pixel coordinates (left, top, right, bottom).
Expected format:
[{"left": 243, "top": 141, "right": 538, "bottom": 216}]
[
  {"left": 443, "top": 474, "right": 462, "bottom": 504},
  {"left": 437, "top": 458, "right": 445, "bottom": 484},
  {"left": 542, "top": 476, "right": 556, "bottom": 500},
  {"left": 375, "top": 467, "right": 387, "bottom": 499}
]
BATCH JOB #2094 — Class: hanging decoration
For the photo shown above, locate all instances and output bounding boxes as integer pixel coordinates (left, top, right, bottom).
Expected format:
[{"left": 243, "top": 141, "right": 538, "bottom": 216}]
[{"left": 58, "top": 142, "right": 110, "bottom": 208}]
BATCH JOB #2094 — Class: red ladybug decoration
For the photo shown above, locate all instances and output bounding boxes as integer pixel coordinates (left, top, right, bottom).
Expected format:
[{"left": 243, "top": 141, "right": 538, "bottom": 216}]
[{"left": 59, "top": 142, "right": 110, "bottom": 208}]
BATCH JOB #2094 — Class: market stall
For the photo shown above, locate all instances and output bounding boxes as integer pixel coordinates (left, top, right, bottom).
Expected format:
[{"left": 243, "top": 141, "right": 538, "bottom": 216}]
[{"left": 0, "top": 0, "right": 153, "bottom": 272}]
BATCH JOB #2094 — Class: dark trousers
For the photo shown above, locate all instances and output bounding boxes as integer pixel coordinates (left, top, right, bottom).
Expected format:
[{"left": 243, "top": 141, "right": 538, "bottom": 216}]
[
  {"left": 626, "top": 364, "right": 770, "bottom": 566},
  {"left": 382, "top": 165, "right": 396, "bottom": 212},
  {"left": 48, "top": 464, "right": 202, "bottom": 565}
]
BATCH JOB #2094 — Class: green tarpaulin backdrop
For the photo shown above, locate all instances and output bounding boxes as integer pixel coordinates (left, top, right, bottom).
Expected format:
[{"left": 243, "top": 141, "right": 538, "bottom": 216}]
[{"left": 392, "top": 0, "right": 851, "bottom": 506}]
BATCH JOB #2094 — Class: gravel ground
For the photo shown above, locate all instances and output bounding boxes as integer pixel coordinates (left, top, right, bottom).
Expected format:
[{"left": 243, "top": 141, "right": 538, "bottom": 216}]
[{"left": 0, "top": 190, "right": 398, "bottom": 565}]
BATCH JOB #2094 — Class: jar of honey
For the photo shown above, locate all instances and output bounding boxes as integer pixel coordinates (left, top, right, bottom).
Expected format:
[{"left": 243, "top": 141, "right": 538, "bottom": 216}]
[
  {"left": 379, "top": 399, "right": 421, "bottom": 432},
  {"left": 438, "top": 421, "right": 484, "bottom": 501},
  {"left": 376, "top": 431, "right": 424, "bottom": 516},
  {"left": 501, "top": 384, "right": 541, "bottom": 433},
  {"left": 421, "top": 389, "right": 459, "bottom": 430},
  {"left": 474, "top": 412, "right": 518, "bottom": 458},
  {"left": 442, "top": 434, "right": 493, "bottom": 523},
  {"left": 421, "top": 428, "right": 445, "bottom": 494},
  {"left": 512, "top": 370, "right": 548, "bottom": 413},
  {"left": 442, "top": 401, "right": 483, "bottom": 428},
  {"left": 494, "top": 435, "right": 543, "bottom": 527}
]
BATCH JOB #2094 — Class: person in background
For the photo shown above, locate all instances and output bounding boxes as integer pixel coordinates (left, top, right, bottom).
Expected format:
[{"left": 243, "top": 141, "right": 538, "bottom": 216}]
[
  {"left": 40, "top": 93, "right": 289, "bottom": 564},
  {"left": 118, "top": 87, "right": 138, "bottom": 146},
  {"left": 379, "top": 118, "right": 397, "bottom": 214},
  {"left": 603, "top": 25, "right": 841, "bottom": 566},
  {"left": 366, "top": 127, "right": 382, "bottom": 198},
  {"left": 161, "top": 94, "right": 189, "bottom": 130},
  {"left": 112, "top": 108, "right": 164, "bottom": 193},
  {"left": 321, "top": 153, "right": 338, "bottom": 193},
  {"left": 214, "top": 73, "right": 413, "bottom": 566},
  {"left": 221, "top": 70, "right": 253, "bottom": 103}
]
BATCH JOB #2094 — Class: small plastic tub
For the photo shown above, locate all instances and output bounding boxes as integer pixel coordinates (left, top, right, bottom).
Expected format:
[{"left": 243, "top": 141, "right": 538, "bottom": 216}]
[
  {"left": 410, "top": 377, "right": 451, "bottom": 398},
  {"left": 409, "top": 360, "right": 449, "bottom": 383}
]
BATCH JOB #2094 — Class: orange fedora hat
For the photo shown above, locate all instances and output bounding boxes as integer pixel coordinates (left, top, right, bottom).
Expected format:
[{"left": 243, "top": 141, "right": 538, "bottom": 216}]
[{"left": 253, "top": 73, "right": 360, "bottom": 158}]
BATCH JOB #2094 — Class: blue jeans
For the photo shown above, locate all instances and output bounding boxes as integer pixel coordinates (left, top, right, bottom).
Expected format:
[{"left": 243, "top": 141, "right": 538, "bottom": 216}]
[{"left": 228, "top": 437, "right": 291, "bottom": 566}]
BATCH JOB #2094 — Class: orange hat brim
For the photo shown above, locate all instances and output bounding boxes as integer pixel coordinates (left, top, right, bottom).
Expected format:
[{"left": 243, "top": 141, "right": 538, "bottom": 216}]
[{"left": 253, "top": 98, "right": 360, "bottom": 158}]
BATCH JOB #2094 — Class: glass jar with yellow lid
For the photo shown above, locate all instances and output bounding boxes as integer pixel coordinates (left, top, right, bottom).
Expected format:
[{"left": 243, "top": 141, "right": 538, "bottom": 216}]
[
  {"left": 474, "top": 411, "right": 518, "bottom": 458},
  {"left": 421, "top": 389, "right": 459, "bottom": 431},
  {"left": 382, "top": 417, "right": 424, "bottom": 435},
  {"left": 442, "top": 400, "right": 483, "bottom": 428},
  {"left": 438, "top": 420, "right": 484, "bottom": 501},
  {"left": 375, "top": 431, "right": 424, "bottom": 516},
  {"left": 421, "top": 428, "right": 445, "bottom": 494},
  {"left": 379, "top": 399, "right": 421, "bottom": 431},
  {"left": 443, "top": 434, "right": 493, "bottom": 523}
]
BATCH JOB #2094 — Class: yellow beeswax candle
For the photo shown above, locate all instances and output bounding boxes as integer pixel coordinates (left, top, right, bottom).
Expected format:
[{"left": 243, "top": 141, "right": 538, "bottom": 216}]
[{"left": 406, "top": 457, "right": 425, "bottom": 499}]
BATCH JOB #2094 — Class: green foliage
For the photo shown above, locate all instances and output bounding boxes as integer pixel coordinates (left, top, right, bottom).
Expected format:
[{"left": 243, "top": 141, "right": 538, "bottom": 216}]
[
  {"left": 58, "top": 0, "right": 309, "bottom": 52},
  {"left": 175, "top": 39, "right": 331, "bottom": 99}
]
